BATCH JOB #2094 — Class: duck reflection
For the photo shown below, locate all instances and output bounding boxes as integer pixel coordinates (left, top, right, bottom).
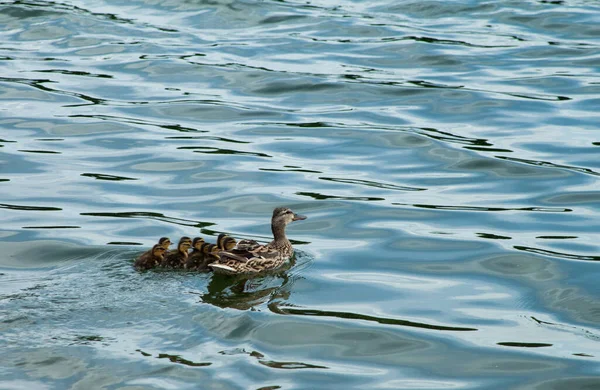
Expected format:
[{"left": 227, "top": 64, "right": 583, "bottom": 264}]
[{"left": 200, "top": 258, "right": 297, "bottom": 311}]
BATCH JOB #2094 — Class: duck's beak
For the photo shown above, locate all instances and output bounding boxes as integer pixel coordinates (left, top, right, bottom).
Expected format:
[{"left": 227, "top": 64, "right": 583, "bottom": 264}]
[{"left": 293, "top": 213, "right": 307, "bottom": 221}]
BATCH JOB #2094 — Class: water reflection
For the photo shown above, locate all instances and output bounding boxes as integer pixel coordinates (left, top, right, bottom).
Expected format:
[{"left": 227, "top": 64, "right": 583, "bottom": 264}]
[
  {"left": 219, "top": 348, "right": 329, "bottom": 370},
  {"left": 202, "top": 269, "right": 293, "bottom": 311}
]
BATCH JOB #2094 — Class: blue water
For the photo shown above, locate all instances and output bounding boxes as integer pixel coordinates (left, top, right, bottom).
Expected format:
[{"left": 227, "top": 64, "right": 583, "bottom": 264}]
[{"left": 1, "top": 0, "right": 600, "bottom": 388}]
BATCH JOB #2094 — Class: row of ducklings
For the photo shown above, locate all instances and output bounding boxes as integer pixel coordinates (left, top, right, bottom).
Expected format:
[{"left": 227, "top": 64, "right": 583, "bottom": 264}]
[{"left": 134, "top": 234, "right": 237, "bottom": 271}]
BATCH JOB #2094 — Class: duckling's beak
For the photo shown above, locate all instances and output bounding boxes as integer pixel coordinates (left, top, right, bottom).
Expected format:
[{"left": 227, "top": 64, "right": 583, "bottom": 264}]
[{"left": 292, "top": 213, "right": 307, "bottom": 221}]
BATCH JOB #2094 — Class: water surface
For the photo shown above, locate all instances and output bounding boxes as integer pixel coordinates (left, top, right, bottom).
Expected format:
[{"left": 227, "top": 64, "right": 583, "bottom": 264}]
[{"left": 1, "top": 0, "right": 600, "bottom": 389}]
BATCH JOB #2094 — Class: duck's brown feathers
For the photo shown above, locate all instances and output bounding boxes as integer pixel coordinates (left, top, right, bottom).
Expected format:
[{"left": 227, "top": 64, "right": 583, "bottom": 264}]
[
  {"left": 135, "top": 244, "right": 165, "bottom": 270},
  {"left": 209, "top": 207, "right": 305, "bottom": 275}
]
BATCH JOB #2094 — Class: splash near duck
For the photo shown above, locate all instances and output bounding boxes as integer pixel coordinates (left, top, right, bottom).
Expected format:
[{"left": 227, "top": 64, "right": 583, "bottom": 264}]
[{"left": 209, "top": 207, "right": 306, "bottom": 275}]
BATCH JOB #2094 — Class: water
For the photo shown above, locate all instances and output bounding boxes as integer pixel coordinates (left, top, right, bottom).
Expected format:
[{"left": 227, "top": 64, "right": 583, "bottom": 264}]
[{"left": 1, "top": 0, "right": 600, "bottom": 388}]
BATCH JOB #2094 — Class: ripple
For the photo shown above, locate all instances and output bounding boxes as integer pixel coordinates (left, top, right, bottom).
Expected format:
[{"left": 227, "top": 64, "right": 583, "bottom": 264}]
[
  {"left": 270, "top": 305, "right": 477, "bottom": 332},
  {"left": 319, "top": 177, "right": 426, "bottom": 192},
  {"left": 297, "top": 191, "right": 385, "bottom": 202},
  {"left": 80, "top": 211, "right": 214, "bottom": 229},
  {"left": 0, "top": 203, "right": 61, "bottom": 211},
  {"left": 497, "top": 342, "right": 553, "bottom": 348},
  {"left": 514, "top": 245, "right": 600, "bottom": 262},
  {"left": 393, "top": 203, "right": 572, "bottom": 213},
  {"left": 17, "top": 149, "right": 61, "bottom": 154},
  {"left": 80, "top": 173, "right": 138, "bottom": 181}
]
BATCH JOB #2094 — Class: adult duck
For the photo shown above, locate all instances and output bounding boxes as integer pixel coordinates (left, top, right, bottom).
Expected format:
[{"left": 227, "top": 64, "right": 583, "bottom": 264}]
[{"left": 209, "top": 207, "right": 306, "bottom": 275}]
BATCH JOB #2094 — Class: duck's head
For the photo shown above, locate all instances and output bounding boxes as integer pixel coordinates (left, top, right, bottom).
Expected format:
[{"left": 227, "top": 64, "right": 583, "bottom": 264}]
[
  {"left": 158, "top": 237, "right": 171, "bottom": 250},
  {"left": 177, "top": 238, "right": 192, "bottom": 253},
  {"left": 208, "top": 244, "right": 221, "bottom": 256},
  {"left": 217, "top": 233, "right": 237, "bottom": 250},
  {"left": 200, "top": 242, "right": 210, "bottom": 254},
  {"left": 152, "top": 244, "right": 166, "bottom": 258},
  {"left": 192, "top": 237, "right": 205, "bottom": 250},
  {"left": 217, "top": 233, "right": 227, "bottom": 249},
  {"left": 222, "top": 236, "right": 237, "bottom": 250},
  {"left": 203, "top": 243, "right": 219, "bottom": 256},
  {"left": 272, "top": 207, "right": 307, "bottom": 227}
]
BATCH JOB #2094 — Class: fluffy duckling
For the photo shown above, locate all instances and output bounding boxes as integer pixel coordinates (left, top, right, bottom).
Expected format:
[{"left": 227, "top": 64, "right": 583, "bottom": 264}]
[
  {"left": 216, "top": 233, "right": 227, "bottom": 249},
  {"left": 137, "top": 237, "right": 171, "bottom": 260},
  {"left": 203, "top": 243, "right": 220, "bottom": 257},
  {"left": 209, "top": 207, "right": 306, "bottom": 275},
  {"left": 158, "top": 237, "right": 172, "bottom": 251},
  {"left": 161, "top": 237, "right": 192, "bottom": 268},
  {"left": 135, "top": 244, "right": 166, "bottom": 270},
  {"left": 185, "top": 237, "right": 210, "bottom": 271},
  {"left": 217, "top": 233, "right": 237, "bottom": 251}
]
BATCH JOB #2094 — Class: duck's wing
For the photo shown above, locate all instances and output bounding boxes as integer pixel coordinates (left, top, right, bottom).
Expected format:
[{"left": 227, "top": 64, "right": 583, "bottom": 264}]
[
  {"left": 218, "top": 242, "right": 278, "bottom": 263},
  {"left": 218, "top": 250, "right": 250, "bottom": 263}
]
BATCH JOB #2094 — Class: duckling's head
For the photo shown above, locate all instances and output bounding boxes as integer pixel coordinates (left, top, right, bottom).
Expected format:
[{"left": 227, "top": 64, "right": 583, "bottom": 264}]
[
  {"left": 272, "top": 207, "right": 307, "bottom": 227},
  {"left": 152, "top": 244, "right": 166, "bottom": 258},
  {"left": 192, "top": 237, "right": 205, "bottom": 250},
  {"left": 216, "top": 233, "right": 227, "bottom": 249},
  {"left": 200, "top": 242, "right": 211, "bottom": 254},
  {"left": 204, "top": 243, "right": 219, "bottom": 255},
  {"left": 209, "top": 244, "right": 221, "bottom": 256},
  {"left": 177, "top": 238, "right": 192, "bottom": 252},
  {"left": 158, "top": 237, "right": 171, "bottom": 249},
  {"left": 222, "top": 236, "right": 237, "bottom": 250}
]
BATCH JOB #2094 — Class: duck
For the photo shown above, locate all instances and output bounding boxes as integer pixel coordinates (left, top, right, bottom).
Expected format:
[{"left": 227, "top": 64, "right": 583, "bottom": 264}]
[
  {"left": 203, "top": 243, "right": 220, "bottom": 257},
  {"left": 217, "top": 233, "right": 237, "bottom": 251},
  {"left": 209, "top": 207, "right": 306, "bottom": 275},
  {"left": 161, "top": 237, "right": 191, "bottom": 268},
  {"left": 134, "top": 244, "right": 166, "bottom": 270},
  {"left": 136, "top": 237, "right": 171, "bottom": 260},
  {"left": 158, "top": 237, "right": 172, "bottom": 251},
  {"left": 185, "top": 237, "right": 210, "bottom": 271}
]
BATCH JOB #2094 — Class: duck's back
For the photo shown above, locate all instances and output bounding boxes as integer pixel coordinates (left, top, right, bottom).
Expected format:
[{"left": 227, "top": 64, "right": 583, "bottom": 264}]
[
  {"left": 185, "top": 251, "right": 212, "bottom": 271},
  {"left": 161, "top": 251, "right": 185, "bottom": 268},
  {"left": 135, "top": 253, "right": 160, "bottom": 270}
]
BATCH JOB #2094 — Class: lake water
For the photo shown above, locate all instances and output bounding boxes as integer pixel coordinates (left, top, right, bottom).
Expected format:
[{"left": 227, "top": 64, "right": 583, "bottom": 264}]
[{"left": 1, "top": 0, "right": 600, "bottom": 388}]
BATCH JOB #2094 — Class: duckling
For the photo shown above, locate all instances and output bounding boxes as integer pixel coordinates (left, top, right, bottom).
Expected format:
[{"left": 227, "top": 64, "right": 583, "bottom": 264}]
[
  {"left": 217, "top": 234, "right": 237, "bottom": 251},
  {"left": 161, "top": 237, "right": 191, "bottom": 268},
  {"left": 216, "top": 233, "right": 227, "bottom": 249},
  {"left": 158, "top": 237, "right": 172, "bottom": 251},
  {"left": 189, "top": 237, "right": 204, "bottom": 255},
  {"left": 134, "top": 244, "right": 166, "bottom": 270},
  {"left": 185, "top": 237, "right": 211, "bottom": 271},
  {"left": 203, "top": 243, "right": 220, "bottom": 257},
  {"left": 209, "top": 207, "right": 306, "bottom": 275},
  {"left": 137, "top": 236, "right": 171, "bottom": 259}
]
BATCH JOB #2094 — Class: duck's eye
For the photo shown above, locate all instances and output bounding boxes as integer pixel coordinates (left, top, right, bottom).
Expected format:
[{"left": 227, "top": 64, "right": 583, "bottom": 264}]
[{"left": 286, "top": 210, "right": 293, "bottom": 214}]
